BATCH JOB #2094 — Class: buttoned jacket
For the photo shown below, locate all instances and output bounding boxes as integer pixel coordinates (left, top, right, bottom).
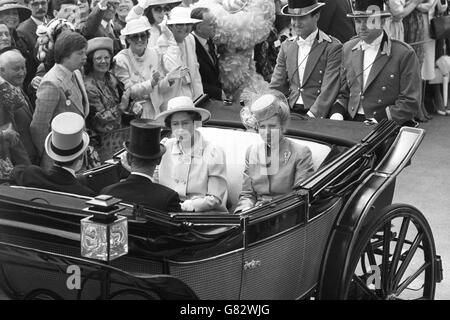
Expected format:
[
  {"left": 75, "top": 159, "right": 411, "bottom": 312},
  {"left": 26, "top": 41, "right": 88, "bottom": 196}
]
[
  {"left": 270, "top": 30, "right": 342, "bottom": 118},
  {"left": 156, "top": 131, "right": 228, "bottom": 212},
  {"left": 335, "top": 32, "right": 421, "bottom": 124},
  {"left": 235, "top": 137, "right": 315, "bottom": 213}
]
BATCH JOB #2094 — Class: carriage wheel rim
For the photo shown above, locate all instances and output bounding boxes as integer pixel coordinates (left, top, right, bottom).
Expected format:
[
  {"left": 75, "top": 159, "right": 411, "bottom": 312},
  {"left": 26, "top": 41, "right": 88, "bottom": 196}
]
[{"left": 345, "top": 206, "right": 436, "bottom": 300}]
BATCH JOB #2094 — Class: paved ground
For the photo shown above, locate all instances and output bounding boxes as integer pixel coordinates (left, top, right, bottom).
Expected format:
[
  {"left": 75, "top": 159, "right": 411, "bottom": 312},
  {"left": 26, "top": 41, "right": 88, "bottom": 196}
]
[
  {"left": 393, "top": 115, "right": 450, "bottom": 300},
  {"left": 1, "top": 116, "right": 449, "bottom": 300}
]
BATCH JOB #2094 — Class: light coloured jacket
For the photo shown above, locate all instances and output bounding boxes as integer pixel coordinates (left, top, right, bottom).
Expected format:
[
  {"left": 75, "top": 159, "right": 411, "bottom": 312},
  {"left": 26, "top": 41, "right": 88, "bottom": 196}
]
[
  {"left": 155, "top": 131, "right": 227, "bottom": 212},
  {"left": 235, "top": 137, "right": 315, "bottom": 213}
]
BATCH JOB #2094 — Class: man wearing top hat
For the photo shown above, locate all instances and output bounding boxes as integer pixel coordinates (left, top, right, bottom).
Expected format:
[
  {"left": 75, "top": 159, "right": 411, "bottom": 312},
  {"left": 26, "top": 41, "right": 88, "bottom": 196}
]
[
  {"left": 329, "top": 0, "right": 420, "bottom": 125},
  {"left": 100, "top": 119, "right": 181, "bottom": 212},
  {"left": 11, "top": 112, "right": 96, "bottom": 196},
  {"left": 269, "top": 0, "right": 342, "bottom": 119}
]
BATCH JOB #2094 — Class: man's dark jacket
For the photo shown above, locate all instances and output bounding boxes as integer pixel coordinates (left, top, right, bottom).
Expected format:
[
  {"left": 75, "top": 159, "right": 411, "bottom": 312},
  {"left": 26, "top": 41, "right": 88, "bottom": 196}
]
[
  {"left": 12, "top": 165, "right": 96, "bottom": 196},
  {"left": 100, "top": 174, "right": 181, "bottom": 212}
]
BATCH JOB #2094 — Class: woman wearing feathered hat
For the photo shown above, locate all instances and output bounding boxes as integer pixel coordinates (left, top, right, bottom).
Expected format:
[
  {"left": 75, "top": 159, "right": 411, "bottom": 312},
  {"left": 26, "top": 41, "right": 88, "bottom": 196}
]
[
  {"left": 235, "top": 90, "right": 315, "bottom": 214},
  {"left": 113, "top": 16, "right": 185, "bottom": 119},
  {"left": 154, "top": 96, "right": 228, "bottom": 212}
]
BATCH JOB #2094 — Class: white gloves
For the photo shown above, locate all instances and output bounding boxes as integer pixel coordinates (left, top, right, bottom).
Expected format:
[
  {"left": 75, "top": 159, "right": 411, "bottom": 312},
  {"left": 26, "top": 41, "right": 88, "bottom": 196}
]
[
  {"left": 181, "top": 200, "right": 195, "bottom": 212},
  {"left": 330, "top": 113, "right": 344, "bottom": 121},
  {"left": 138, "top": 0, "right": 151, "bottom": 9}
]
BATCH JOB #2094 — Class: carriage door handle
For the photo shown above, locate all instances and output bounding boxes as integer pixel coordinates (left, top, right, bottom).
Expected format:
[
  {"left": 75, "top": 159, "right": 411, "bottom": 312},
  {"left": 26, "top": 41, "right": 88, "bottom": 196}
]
[{"left": 244, "top": 260, "right": 261, "bottom": 270}]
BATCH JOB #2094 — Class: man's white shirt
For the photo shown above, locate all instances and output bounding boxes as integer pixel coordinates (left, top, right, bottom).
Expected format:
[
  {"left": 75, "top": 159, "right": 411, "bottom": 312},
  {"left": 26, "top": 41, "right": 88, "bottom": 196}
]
[{"left": 295, "top": 29, "right": 318, "bottom": 105}]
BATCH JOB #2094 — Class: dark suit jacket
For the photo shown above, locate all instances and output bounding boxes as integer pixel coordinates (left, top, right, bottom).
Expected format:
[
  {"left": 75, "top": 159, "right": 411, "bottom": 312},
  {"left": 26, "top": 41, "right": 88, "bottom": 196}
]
[
  {"left": 16, "top": 21, "right": 40, "bottom": 90},
  {"left": 270, "top": 30, "right": 342, "bottom": 118},
  {"left": 193, "top": 34, "right": 222, "bottom": 100},
  {"left": 12, "top": 165, "right": 96, "bottom": 196},
  {"left": 100, "top": 174, "right": 181, "bottom": 212},
  {"left": 318, "top": 0, "right": 356, "bottom": 43},
  {"left": 81, "top": 5, "right": 123, "bottom": 55},
  {"left": 334, "top": 32, "right": 421, "bottom": 124}
]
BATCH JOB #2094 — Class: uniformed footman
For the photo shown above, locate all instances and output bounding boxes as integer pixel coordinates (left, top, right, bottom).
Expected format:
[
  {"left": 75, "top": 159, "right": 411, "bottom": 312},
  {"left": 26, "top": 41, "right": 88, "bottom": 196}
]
[{"left": 329, "top": 0, "right": 421, "bottom": 125}]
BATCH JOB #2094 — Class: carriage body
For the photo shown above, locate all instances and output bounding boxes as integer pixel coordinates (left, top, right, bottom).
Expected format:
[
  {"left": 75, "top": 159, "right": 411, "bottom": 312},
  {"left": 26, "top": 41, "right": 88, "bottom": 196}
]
[{"left": 0, "top": 103, "right": 442, "bottom": 300}]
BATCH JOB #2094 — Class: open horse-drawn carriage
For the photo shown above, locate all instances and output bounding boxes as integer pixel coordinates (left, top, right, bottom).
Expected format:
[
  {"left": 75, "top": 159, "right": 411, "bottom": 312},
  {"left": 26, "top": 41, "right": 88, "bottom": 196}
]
[{"left": 0, "top": 101, "right": 443, "bottom": 300}]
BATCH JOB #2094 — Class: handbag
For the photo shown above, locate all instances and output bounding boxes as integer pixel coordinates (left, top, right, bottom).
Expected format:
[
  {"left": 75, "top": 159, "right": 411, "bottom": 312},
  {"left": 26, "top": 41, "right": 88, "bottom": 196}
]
[{"left": 430, "top": 14, "right": 450, "bottom": 40}]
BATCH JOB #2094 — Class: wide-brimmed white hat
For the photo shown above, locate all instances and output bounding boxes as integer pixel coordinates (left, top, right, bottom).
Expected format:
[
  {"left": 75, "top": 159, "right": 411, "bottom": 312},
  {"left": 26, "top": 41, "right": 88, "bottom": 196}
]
[
  {"left": 0, "top": 0, "right": 31, "bottom": 23},
  {"left": 121, "top": 16, "right": 151, "bottom": 36},
  {"left": 45, "top": 112, "right": 90, "bottom": 162},
  {"left": 155, "top": 96, "right": 211, "bottom": 124},
  {"left": 166, "top": 6, "right": 202, "bottom": 25},
  {"left": 148, "top": 0, "right": 182, "bottom": 6}
]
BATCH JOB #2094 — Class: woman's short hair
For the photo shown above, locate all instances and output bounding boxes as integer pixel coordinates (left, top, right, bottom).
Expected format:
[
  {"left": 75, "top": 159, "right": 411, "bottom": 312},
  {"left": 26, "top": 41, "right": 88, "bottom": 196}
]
[
  {"left": 84, "top": 49, "right": 113, "bottom": 75},
  {"left": 54, "top": 31, "right": 87, "bottom": 64},
  {"left": 164, "top": 111, "right": 202, "bottom": 128}
]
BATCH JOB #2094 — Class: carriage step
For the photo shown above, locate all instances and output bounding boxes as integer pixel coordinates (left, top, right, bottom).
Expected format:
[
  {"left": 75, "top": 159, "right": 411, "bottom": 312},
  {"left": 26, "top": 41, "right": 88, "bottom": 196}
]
[{"left": 436, "top": 255, "right": 443, "bottom": 283}]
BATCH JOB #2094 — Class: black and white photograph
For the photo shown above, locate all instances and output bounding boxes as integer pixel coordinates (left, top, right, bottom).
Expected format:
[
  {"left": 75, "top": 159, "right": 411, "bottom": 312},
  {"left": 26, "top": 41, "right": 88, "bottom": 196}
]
[{"left": 0, "top": 0, "right": 448, "bottom": 304}]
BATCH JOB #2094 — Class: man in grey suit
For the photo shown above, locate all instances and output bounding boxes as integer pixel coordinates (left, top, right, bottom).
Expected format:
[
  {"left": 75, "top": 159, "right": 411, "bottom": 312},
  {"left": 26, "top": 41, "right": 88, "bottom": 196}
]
[
  {"left": 31, "top": 31, "right": 89, "bottom": 169},
  {"left": 329, "top": 0, "right": 420, "bottom": 125},
  {"left": 269, "top": 0, "right": 342, "bottom": 119}
]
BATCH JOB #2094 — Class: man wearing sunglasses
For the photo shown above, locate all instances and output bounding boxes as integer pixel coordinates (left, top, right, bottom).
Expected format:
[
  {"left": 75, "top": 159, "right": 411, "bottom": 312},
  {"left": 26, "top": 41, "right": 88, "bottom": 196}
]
[{"left": 81, "top": 0, "right": 123, "bottom": 55}]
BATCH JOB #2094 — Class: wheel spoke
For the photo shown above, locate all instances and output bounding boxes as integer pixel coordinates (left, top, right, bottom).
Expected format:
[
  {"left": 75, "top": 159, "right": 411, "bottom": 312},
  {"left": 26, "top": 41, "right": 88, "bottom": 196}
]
[
  {"left": 366, "top": 242, "right": 377, "bottom": 267},
  {"left": 352, "top": 275, "right": 381, "bottom": 300},
  {"left": 381, "top": 222, "right": 391, "bottom": 294},
  {"left": 395, "top": 262, "right": 430, "bottom": 297},
  {"left": 389, "top": 217, "right": 410, "bottom": 287},
  {"left": 393, "top": 232, "right": 424, "bottom": 289}
]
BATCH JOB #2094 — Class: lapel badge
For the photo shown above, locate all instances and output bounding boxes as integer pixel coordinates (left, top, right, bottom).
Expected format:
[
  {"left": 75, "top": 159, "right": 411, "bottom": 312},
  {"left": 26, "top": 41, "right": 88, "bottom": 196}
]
[
  {"left": 66, "top": 99, "right": 71, "bottom": 106},
  {"left": 283, "top": 151, "right": 291, "bottom": 164}
]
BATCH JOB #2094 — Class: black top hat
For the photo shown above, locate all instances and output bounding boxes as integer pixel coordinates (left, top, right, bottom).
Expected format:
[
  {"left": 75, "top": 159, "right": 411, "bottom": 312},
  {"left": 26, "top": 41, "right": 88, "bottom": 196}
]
[
  {"left": 281, "top": 0, "right": 325, "bottom": 17},
  {"left": 347, "top": 0, "right": 391, "bottom": 18},
  {"left": 124, "top": 119, "right": 166, "bottom": 160}
]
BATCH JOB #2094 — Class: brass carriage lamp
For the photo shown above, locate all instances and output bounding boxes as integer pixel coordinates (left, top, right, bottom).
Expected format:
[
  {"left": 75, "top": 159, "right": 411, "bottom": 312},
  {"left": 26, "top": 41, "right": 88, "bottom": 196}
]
[{"left": 81, "top": 195, "right": 128, "bottom": 262}]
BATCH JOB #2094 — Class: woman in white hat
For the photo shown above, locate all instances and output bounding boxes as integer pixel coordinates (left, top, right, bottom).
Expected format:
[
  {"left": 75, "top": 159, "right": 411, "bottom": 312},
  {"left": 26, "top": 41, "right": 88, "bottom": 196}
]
[
  {"left": 113, "top": 16, "right": 183, "bottom": 119},
  {"left": 159, "top": 6, "right": 203, "bottom": 102},
  {"left": 126, "top": 0, "right": 181, "bottom": 48},
  {"left": 154, "top": 96, "right": 228, "bottom": 212},
  {"left": 234, "top": 91, "right": 315, "bottom": 214}
]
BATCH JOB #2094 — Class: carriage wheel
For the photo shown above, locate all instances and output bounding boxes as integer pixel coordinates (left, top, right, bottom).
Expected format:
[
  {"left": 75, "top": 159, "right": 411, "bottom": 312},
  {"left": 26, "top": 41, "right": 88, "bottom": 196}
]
[{"left": 344, "top": 204, "right": 437, "bottom": 300}]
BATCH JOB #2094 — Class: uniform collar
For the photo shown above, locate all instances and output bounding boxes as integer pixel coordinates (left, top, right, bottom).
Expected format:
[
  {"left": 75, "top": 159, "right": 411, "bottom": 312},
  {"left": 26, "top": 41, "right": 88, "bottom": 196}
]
[
  {"left": 289, "top": 29, "right": 331, "bottom": 43},
  {"left": 131, "top": 172, "right": 153, "bottom": 182},
  {"left": 352, "top": 31, "right": 392, "bottom": 56}
]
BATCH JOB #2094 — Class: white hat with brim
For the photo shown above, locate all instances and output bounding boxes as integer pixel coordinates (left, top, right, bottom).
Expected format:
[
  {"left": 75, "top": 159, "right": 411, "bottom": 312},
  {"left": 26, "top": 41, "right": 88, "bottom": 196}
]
[
  {"left": 44, "top": 112, "right": 90, "bottom": 163},
  {"left": 148, "top": 0, "right": 182, "bottom": 6},
  {"left": 155, "top": 96, "right": 211, "bottom": 124},
  {"left": 0, "top": 0, "right": 31, "bottom": 23},
  {"left": 281, "top": 2, "right": 325, "bottom": 17},
  {"left": 346, "top": 11, "right": 391, "bottom": 18},
  {"left": 121, "top": 16, "right": 152, "bottom": 36},
  {"left": 166, "top": 6, "right": 202, "bottom": 25}
]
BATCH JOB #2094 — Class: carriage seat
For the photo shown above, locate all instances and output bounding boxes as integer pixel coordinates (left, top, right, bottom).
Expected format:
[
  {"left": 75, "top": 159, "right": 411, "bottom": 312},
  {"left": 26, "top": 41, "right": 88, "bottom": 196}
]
[{"left": 197, "top": 127, "right": 331, "bottom": 208}]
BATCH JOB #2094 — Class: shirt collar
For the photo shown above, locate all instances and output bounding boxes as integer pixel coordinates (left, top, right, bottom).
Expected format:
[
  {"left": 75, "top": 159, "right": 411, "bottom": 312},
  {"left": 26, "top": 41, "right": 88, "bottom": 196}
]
[
  {"left": 131, "top": 172, "right": 154, "bottom": 182},
  {"left": 101, "top": 19, "right": 114, "bottom": 29},
  {"left": 59, "top": 166, "right": 76, "bottom": 177},
  {"left": 56, "top": 63, "right": 73, "bottom": 80},
  {"left": 352, "top": 31, "right": 391, "bottom": 55},
  {"left": 297, "top": 29, "right": 318, "bottom": 46},
  {"left": 30, "top": 16, "right": 46, "bottom": 26},
  {"left": 194, "top": 32, "right": 208, "bottom": 47}
]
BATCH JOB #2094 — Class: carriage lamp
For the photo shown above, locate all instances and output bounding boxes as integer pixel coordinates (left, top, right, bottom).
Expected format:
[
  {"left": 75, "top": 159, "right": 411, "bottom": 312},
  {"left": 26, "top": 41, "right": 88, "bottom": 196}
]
[{"left": 81, "top": 195, "right": 128, "bottom": 262}]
